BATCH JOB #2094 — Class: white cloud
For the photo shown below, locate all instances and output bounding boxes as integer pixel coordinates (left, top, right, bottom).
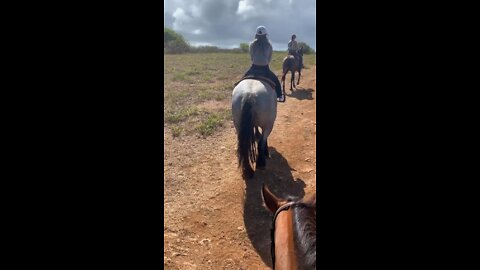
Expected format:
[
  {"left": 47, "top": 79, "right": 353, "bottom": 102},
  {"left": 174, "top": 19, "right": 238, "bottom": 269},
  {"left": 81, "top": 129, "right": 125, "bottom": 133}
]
[
  {"left": 191, "top": 6, "right": 201, "bottom": 17},
  {"left": 236, "top": 0, "right": 254, "bottom": 15},
  {"left": 172, "top": 8, "right": 189, "bottom": 21}
]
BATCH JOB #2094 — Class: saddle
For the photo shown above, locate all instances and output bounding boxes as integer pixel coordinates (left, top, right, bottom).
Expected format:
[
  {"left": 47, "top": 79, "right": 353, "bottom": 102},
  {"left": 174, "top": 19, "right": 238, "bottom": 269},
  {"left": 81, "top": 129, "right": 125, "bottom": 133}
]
[{"left": 234, "top": 75, "right": 276, "bottom": 90}]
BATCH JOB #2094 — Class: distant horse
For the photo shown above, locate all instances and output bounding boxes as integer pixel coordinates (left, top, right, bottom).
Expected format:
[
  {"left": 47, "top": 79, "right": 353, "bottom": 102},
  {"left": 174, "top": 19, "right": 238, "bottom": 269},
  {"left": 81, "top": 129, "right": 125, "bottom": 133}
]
[
  {"left": 261, "top": 184, "right": 316, "bottom": 270},
  {"left": 232, "top": 79, "right": 277, "bottom": 179},
  {"left": 281, "top": 47, "right": 304, "bottom": 92}
]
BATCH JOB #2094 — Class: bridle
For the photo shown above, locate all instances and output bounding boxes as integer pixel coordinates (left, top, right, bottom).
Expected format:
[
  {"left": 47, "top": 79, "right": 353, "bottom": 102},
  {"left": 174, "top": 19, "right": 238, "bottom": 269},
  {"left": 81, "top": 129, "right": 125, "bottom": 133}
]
[{"left": 270, "top": 201, "right": 308, "bottom": 269}]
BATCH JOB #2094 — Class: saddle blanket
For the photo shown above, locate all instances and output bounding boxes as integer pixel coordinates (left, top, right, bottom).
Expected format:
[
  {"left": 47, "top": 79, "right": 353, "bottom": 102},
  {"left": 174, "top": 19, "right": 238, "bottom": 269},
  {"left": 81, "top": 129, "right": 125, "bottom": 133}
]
[{"left": 234, "top": 75, "right": 276, "bottom": 90}]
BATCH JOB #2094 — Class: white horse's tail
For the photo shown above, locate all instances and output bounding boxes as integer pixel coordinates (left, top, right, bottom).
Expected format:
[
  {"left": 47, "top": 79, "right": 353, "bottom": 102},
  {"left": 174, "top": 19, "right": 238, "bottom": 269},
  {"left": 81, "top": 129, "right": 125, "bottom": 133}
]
[{"left": 237, "top": 99, "right": 256, "bottom": 179}]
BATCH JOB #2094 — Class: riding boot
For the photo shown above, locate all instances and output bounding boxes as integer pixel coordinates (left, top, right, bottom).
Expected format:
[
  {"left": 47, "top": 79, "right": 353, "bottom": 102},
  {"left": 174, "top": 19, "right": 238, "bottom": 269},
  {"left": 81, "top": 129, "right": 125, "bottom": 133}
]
[
  {"left": 274, "top": 81, "right": 283, "bottom": 102},
  {"left": 272, "top": 75, "right": 285, "bottom": 102}
]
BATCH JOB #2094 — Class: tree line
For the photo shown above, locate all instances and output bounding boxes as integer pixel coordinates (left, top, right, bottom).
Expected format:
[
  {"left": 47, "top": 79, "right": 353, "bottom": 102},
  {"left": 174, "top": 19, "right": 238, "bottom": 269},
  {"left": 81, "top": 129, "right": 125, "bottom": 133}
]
[{"left": 164, "top": 28, "right": 315, "bottom": 55}]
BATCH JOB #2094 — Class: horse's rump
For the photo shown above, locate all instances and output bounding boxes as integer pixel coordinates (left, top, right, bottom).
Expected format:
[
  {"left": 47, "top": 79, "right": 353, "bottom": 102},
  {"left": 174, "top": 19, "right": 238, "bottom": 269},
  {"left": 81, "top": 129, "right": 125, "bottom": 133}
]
[
  {"left": 232, "top": 80, "right": 277, "bottom": 178},
  {"left": 282, "top": 55, "right": 297, "bottom": 68}
]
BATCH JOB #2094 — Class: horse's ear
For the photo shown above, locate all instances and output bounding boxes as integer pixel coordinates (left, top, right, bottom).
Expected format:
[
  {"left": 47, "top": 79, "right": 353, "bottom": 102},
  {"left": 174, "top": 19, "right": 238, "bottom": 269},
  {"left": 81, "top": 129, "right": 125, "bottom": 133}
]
[
  {"left": 303, "top": 192, "right": 316, "bottom": 209},
  {"left": 261, "top": 183, "right": 283, "bottom": 213}
]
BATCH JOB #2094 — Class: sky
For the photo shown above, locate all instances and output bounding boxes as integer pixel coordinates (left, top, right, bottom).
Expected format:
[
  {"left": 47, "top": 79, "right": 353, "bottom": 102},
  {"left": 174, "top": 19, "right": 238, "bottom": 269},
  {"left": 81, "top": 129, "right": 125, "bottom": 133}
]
[{"left": 164, "top": 0, "right": 316, "bottom": 51}]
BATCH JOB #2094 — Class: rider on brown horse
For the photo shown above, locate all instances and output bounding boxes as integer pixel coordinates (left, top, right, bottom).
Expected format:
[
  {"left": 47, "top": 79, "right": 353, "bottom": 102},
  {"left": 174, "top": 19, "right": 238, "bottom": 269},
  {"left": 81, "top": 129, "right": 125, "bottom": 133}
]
[{"left": 288, "top": 34, "right": 304, "bottom": 68}]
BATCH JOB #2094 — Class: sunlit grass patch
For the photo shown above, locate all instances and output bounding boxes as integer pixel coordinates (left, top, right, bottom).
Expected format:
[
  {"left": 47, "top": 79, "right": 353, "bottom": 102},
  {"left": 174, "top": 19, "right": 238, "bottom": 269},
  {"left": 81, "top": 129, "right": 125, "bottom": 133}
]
[
  {"left": 199, "top": 73, "right": 214, "bottom": 83},
  {"left": 172, "top": 72, "right": 186, "bottom": 82},
  {"left": 164, "top": 106, "right": 199, "bottom": 123},
  {"left": 196, "top": 109, "right": 231, "bottom": 136},
  {"left": 164, "top": 90, "right": 188, "bottom": 104},
  {"left": 171, "top": 125, "right": 183, "bottom": 137},
  {"left": 198, "top": 89, "right": 229, "bottom": 102},
  {"left": 197, "top": 114, "right": 222, "bottom": 136},
  {"left": 185, "top": 69, "right": 202, "bottom": 76}
]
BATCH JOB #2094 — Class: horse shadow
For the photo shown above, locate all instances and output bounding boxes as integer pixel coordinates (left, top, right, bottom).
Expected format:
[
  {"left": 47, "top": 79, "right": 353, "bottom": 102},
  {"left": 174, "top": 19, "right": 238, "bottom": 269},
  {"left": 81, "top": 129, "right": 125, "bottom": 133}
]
[
  {"left": 286, "top": 87, "right": 314, "bottom": 100},
  {"left": 242, "top": 147, "right": 306, "bottom": 268}
]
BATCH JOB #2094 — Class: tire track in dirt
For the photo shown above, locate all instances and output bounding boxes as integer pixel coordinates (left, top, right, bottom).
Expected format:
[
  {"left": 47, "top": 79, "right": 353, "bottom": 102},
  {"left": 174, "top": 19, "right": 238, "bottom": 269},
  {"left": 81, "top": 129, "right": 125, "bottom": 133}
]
[{"left": 164, "top": 65, "right": 316, "bottom": 269}]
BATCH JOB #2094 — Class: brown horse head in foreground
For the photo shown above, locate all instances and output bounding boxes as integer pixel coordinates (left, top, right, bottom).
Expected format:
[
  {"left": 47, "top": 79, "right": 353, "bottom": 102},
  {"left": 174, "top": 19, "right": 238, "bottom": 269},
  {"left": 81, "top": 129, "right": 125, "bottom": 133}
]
[{"left": 262, "top": 183, "right": 316, "bottom": 269}]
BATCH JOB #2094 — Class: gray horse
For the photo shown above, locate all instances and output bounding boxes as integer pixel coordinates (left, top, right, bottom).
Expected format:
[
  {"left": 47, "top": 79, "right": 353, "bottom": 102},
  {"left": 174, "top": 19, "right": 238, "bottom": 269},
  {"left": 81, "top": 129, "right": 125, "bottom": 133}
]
[
  {"left": 232, "top": 79, "right": 277, "bottom": 179},
  {"left": 281, "top": 47, "right": 304, "bottom": 92}
]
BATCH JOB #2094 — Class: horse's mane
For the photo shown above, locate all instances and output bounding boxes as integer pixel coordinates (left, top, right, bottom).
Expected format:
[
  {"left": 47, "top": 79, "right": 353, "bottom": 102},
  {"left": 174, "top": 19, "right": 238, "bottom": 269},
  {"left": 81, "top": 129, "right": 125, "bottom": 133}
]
[{"left": 292, "top": 194, "right": 316, "bottom": 269}]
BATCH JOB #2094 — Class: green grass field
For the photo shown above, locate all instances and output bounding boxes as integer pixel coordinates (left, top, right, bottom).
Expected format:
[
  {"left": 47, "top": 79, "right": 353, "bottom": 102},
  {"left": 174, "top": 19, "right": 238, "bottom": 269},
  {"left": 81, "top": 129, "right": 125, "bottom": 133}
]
[{"left": 164, "top": 52, "right": 316, "bottom": 137}]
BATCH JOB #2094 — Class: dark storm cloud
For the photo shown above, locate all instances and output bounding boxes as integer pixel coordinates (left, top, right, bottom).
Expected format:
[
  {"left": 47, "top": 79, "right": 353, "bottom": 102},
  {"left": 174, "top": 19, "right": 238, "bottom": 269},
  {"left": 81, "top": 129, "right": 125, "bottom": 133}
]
[{"left": 164, "top": 0, "right": 316, "bottom": 51}]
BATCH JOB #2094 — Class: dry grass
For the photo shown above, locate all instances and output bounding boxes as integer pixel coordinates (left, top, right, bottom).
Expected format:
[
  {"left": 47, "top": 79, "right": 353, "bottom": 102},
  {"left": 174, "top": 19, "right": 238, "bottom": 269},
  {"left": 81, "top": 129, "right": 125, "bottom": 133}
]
[{"left": 164, "top": 52, "right": 316, "bottom": 137}]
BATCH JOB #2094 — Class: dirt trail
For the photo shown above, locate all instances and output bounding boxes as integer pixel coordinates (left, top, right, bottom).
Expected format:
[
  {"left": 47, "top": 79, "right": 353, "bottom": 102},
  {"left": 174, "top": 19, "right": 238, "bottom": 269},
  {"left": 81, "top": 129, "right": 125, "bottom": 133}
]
[{"left": 164, "top": 65, "right": 316, "bottom": 269}]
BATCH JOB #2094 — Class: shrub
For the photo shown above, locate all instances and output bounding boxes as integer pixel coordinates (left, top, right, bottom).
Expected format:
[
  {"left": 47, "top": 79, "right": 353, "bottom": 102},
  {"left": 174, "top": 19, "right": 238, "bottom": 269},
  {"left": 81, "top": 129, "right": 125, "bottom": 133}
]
[
  {"left": 239, "top": 43, "right": 249, "bottom": 53},
  {"left": 298, "top": 42, "right": 315, "bottom": 54},
  {"left": 164, "top": 28, "right": 190, "bottom": 54}
]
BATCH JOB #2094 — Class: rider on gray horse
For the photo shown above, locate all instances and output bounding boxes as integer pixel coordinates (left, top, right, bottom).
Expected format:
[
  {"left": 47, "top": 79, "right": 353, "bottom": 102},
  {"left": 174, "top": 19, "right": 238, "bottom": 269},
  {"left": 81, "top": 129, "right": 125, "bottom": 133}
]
[
  {"left": 243, "top": 26, "right": 285, "bottom": 102},
  {"left": 288, "top": 34, "right": 303, "bottom": 68}
]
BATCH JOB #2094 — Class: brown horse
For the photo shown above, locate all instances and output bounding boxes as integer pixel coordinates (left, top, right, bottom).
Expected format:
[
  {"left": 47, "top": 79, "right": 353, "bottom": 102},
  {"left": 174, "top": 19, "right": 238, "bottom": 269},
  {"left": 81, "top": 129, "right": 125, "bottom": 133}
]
[
  {"left": 281, "top": 47, "right": 304, "bottom": 93},
  {"left": 262, "top": 184, "right": 316, "bottom": 270}
]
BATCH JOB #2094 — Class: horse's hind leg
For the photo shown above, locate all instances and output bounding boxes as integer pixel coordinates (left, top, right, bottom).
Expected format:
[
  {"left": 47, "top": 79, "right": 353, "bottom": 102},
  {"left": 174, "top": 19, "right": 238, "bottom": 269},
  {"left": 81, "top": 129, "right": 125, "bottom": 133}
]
[
  {"left": 291, "top": 70, "right": 295, "bottom": 90},
  {"left": 256, "top": 129, "right": 272, "bottom": 169},
  {"left": 255, "top": 126, "right": 268, "bottom": 158},
  {"left": 265, "top": 138, "right": 270, "bottom": 158},
  {"left": 297, "top": 70, "right": 301, "bottom": 85},
  {"left": 257, "top": 133, "right": 266, "bottom": 169}
]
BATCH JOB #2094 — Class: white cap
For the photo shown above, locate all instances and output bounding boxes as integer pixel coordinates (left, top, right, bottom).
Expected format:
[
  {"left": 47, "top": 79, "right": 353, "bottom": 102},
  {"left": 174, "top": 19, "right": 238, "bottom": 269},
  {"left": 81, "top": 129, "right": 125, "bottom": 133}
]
[{"left": 256, "top": 26, "right": 267, "bottom": 36}]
